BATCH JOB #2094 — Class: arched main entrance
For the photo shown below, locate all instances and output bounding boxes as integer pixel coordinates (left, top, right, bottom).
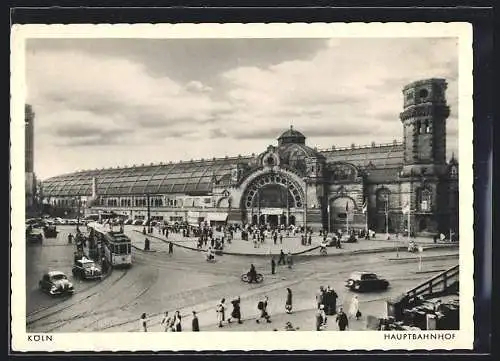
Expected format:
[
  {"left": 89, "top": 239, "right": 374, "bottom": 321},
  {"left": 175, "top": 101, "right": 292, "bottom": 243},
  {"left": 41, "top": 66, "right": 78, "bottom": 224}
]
[
  {"left": 242, "top": 172, "right": 304, "bottom": 227},
  {"left": 329, "top": 197, "right": 356, "bottom": 232}
]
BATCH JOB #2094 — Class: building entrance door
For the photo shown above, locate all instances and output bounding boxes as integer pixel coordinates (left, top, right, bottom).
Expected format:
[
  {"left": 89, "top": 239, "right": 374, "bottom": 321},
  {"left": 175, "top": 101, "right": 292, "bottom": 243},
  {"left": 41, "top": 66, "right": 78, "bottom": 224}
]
[{"left": 268, "top": 215, "right": 278, "bottom": 227}]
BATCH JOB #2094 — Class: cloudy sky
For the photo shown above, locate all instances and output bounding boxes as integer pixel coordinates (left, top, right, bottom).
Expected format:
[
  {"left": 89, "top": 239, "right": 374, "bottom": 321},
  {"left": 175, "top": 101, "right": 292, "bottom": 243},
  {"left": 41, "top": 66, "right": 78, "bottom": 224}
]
[{"left": 26, "top": 37, "right": 458, "bottom": 180}]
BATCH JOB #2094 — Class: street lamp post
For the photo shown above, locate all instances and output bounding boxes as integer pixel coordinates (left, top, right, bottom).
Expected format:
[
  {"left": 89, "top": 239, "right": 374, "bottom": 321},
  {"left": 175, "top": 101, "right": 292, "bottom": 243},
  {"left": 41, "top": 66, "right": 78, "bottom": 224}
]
[
  {"left": 385, "top": 199, "right": 390, "bottom": 240},
  {"left": 146, "top": 193, "right": 152, "bottom": 233}
]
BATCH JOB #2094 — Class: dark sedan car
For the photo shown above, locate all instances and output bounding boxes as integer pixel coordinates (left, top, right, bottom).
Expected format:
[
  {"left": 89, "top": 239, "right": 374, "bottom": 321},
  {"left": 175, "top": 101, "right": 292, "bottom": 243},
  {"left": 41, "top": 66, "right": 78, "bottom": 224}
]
[
  {"left": 39, "top": 271, "right": 75, "bottom": 295},
  {"left": 345, "top": 271, "right": 389, "bottom": 292}
]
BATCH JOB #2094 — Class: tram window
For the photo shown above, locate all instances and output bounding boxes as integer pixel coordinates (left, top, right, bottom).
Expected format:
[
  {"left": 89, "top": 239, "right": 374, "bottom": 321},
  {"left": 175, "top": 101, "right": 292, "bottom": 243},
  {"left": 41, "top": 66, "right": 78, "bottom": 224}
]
[{"left": 127, "top": 244, "right": 131, "bottom": 254}]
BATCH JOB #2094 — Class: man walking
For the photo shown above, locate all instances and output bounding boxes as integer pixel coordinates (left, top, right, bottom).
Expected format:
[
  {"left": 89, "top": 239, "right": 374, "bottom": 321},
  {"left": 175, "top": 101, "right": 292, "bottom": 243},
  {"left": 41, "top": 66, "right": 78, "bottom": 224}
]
[
  {"left": 256, "top": 296, "right": 272, "bottom": 324},
  {"left": 271, "top": 257, "right": 276, "bottom": 275},
  {"left": 336, "top": 307, "right": 349, "bottom": 331},
  {"left": 278, "top": 250, "right": 286, "bottom": 265},
  {"left": 168, "top": 241, "right": 174, "bottom": 255},
  {"left": 191, "top": 311, "right": 200, "bottom": 331},
  {"left": 228, "top": 297, "right": 243, "bottom": 324}
]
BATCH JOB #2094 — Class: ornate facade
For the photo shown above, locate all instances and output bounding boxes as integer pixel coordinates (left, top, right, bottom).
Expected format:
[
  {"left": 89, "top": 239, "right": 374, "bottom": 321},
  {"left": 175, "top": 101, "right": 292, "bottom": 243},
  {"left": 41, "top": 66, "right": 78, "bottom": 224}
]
[{"left": 41, "top": 79, "right": 459, "bottom": 235}]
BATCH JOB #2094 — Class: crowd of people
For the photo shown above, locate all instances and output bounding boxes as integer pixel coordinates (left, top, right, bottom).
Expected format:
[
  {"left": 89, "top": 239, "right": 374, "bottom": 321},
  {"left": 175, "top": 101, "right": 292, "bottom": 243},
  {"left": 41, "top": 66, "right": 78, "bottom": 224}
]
[{"left": 138, "top": 284, "right": 364, "bottom": 332}]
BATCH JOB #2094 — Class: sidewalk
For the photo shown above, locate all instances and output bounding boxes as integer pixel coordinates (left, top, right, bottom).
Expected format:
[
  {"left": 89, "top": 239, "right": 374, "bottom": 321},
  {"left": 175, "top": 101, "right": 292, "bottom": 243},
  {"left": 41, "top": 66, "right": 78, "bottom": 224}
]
[{"left": 127, "top": 226, "right": 457, "bottom": 257}]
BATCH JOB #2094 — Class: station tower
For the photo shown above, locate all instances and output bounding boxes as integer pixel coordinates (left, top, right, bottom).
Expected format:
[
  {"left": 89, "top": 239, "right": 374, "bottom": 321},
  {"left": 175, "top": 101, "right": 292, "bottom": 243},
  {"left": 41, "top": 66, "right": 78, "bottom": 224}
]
[{"left": 399, "top": 78, "right": 451, "bottom": 234}]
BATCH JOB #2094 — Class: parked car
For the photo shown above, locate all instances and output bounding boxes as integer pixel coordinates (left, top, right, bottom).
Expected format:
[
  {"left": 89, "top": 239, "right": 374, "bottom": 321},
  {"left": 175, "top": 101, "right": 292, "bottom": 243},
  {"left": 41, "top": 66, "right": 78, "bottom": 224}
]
[
  {"left": 124, "top": 219, "right": 133, "bottom": 225},
  {"left": 26, "top": 227, "right": 44, "bottom": 243},
  {"left": 133, "top": 219, "right": 144, "bottom": 226},
  {"left": 345, "top": 271, "right": 389, "bottom": 292},
  {"left": 39, "top": 271, "right": 74, "bottom": 295},
  {"left": 72, "top": 257, "right": 102, "bottom": 280}
]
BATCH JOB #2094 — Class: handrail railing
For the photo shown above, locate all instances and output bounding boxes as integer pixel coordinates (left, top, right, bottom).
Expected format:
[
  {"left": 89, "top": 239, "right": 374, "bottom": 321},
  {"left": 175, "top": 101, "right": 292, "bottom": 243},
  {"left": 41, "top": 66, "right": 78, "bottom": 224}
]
[{"left": 405, "top": 265, "right": 459, "bottom": 302}]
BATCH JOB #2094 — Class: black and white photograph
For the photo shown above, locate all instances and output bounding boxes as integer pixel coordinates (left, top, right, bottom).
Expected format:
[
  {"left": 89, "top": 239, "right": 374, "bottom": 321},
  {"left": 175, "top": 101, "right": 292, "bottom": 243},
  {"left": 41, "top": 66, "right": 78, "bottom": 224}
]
[{"left": 11, "top": 23, "right": 473, "bottom": 351}]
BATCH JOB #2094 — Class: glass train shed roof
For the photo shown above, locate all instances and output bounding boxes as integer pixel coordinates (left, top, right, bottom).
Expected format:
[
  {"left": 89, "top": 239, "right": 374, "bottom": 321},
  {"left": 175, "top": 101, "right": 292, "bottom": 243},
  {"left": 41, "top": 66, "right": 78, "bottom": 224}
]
[{"left": 42, "top": 157, "right": 252, "bottom": 197}]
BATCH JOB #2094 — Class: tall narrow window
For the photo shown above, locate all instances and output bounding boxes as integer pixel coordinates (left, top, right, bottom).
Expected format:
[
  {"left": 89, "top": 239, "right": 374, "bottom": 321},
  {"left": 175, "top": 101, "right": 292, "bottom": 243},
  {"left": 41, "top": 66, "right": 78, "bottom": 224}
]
[
  {"left": 424, "top": 120, "right": 430, "bottom": 134},
  {"left": 418, "top": 188, "right": 432, "bottom": 212}
]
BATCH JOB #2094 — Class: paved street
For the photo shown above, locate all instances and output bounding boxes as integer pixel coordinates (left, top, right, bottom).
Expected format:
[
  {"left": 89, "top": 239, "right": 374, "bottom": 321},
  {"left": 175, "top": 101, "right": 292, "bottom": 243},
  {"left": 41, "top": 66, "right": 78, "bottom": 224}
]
[{"left": 26, "top": 225, "right": 458, "bottom": 333}]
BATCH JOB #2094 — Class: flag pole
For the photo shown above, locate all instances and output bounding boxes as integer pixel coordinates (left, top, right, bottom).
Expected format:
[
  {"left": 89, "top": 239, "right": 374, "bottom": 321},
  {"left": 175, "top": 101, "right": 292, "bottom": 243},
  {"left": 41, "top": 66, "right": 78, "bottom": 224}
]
[
  {"left": 327, "top": 203, "right": 331, "bottom": 233},
  {"left": 385, "top": 199, "right": 389, "bottom": 240},
  {"left": 346, "top": 202, "right": 349, "bottom": 234}
]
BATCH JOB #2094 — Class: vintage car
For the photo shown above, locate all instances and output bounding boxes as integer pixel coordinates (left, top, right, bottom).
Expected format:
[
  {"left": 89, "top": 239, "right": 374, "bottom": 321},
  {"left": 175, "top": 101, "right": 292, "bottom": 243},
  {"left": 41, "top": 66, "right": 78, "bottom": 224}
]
[
  {"left": 345, "top": 271, "right": 389, "bottom": 292},
  {"left": 39, "top": 271, "right": 75, "bottom": 295},
  {"left": 43, "top": 224, "right": 58, "bottom": 238},
  {"left": 72, "top": 257, "right": 102, "bottom": 280},
  {"left": 26, "top": 227, "right": 44, "bottom": 244}
]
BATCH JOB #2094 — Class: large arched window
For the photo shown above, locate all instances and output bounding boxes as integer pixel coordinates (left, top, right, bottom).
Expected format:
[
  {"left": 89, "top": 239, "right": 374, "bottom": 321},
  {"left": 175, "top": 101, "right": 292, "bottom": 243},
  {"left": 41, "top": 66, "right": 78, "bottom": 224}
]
[
  {"left": 417, "top": 187, "right": 432, "bottom": 212},
  {"left": 376, "top": 188, "right": 390, "bottom": 212}
]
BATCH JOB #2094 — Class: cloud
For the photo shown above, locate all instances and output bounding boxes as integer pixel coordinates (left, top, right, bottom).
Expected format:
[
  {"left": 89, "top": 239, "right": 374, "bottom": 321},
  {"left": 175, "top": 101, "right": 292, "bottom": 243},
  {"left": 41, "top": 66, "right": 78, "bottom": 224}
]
[
  {"left": 219, "top": 37, "right": 458, "bottom": 147},
  {"left": 27, "top": 38, "right": 459, "bottom": 179},
  {"left": 27, "top": 48, "right": 230, "bottom": 147}
]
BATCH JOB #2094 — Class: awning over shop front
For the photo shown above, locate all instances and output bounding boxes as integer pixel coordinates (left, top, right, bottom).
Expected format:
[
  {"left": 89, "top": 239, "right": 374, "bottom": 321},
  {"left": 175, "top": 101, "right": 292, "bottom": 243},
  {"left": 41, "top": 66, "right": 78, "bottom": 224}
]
[{"left": 207, "top": 213, "right": 228, "bottom": 222}]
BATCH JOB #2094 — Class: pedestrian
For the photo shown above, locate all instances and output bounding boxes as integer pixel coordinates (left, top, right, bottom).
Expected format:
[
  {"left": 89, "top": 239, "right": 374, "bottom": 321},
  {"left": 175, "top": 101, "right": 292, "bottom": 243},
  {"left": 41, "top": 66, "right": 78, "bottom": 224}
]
[
  {"left": 326, "top": 286, "right": 338, "bottom": 315},
  {"left": 216, "top": 298, "right": 226, "bottom": 327},
  {"left": 316, "top": 286, "right": 325, "bottom": 309},
  {"left": 168, "top": 241, "right": 174, "bottom": 255},
  {"left": 140, "top": 312, "right": 148, "bottom": 332},
  {"left": 301, "top": 234, "right": 305, "bottom": 246},
  {"left": 315, "top": 308, "right": 324, "bottom": 331},
  {"left": 228, "top": 296, "right": 243, "bottom": 324},
  {"left": 161, "top": 311, "right": 172, "bottom": 332},
  {"left": 173, "top": 310, "right": 182, "bottom": 332},
  {"left": 273, "top": 233, "right": 278, "bottom": 245},
  {"left": 348, "top": 295, "right": 361, "bottom": 320},
  {"left": 191, "top": 311, "right": 200, "bottom": 331},
  {"left": 336, "top": 307, "right": 349, "bottom": 331},
  {"left": 278, "top": 250, "right": 286, "bottom": 265},
  {"left": 144, "top": 237, "right": 150, "bottom": 251},
  {"left": 285, "top": 288, "right": 293, "bottom": 314},
  {"left": 279, "top": 233, "right": 283, "bottom": 244},
  {"left": 256, "top": 296, "right": 272, "bottom": 323},
  {"left": 286, "top": 252, "right": 293, "bottom": 269},
  {"left": 271, "top": 257, "right": 276, "bottom": 275},
  {"left": 308, "top": 233, "right": 312, "bottom": 246}
]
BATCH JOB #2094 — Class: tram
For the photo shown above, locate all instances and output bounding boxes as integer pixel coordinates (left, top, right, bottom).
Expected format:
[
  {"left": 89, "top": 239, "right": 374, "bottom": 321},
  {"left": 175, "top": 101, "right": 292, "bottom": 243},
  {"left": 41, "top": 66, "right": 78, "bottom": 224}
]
[{"left": 87, "top": 222, "right": 132, "bottom": 268}]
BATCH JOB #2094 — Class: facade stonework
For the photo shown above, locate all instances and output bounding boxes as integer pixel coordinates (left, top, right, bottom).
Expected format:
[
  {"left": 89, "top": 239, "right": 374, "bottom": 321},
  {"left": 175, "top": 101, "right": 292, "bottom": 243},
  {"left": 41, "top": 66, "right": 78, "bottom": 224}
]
[{"left": 41, "top": 79, "right": 459, "bottom": 236}]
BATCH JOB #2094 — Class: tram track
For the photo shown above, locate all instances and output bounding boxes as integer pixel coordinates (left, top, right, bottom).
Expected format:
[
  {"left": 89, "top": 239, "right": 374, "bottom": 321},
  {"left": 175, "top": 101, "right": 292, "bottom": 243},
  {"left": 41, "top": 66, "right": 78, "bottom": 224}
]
[
  {"left": 26, "top": 268, "right": 130, "bottom": 328},
  {"left": 27, "top": 239, "right": 457, "bottom": 332},
  {"left": 43, "top": 268, "right": 160, "bottom": 332}
]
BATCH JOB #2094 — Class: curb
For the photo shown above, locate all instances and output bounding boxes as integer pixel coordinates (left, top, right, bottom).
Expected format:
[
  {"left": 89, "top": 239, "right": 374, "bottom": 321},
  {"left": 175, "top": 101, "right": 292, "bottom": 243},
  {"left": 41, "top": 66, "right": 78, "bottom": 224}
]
[
  {"left": 414, "top": 269, "right": 446, "bottom": 274},
  {"left": 133, "top": 230, "right": 455, "bottom": 258},
  {"left": 133, "top": 230, "right": 458, "bottom": 258},
  {"left": 387, "top": 254, "right": 459, "bottom": 261}
]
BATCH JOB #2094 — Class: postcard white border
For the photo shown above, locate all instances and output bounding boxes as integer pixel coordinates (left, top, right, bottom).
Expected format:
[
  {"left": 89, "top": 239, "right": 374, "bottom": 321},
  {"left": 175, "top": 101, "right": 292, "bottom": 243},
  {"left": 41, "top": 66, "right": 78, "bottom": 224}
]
[{"left": 10, "top": 22, "right": 474, "bottom": 351}]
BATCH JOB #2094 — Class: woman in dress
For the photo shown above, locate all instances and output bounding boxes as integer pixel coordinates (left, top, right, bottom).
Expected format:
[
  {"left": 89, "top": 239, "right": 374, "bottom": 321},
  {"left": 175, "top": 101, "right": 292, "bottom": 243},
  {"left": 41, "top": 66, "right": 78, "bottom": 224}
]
[
  {"left": 348, "top": 295, "right": 360, "bottom": 320},
  {"left": 285, "top": 288, "right": 293, "bottom": 314}
]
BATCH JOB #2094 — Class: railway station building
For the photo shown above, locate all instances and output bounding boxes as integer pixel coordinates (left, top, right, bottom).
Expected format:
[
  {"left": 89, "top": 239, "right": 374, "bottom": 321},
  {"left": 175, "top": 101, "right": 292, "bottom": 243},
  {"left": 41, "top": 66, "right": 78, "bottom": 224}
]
[{"left": 40, "top": 78, "right": 459, "bottom": 236}]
